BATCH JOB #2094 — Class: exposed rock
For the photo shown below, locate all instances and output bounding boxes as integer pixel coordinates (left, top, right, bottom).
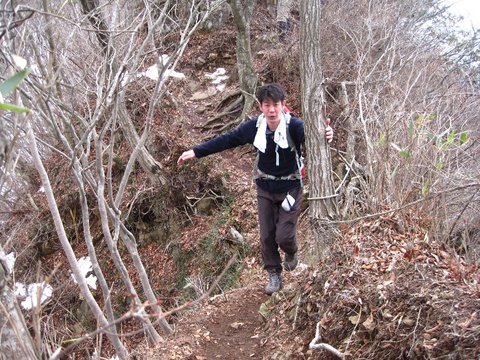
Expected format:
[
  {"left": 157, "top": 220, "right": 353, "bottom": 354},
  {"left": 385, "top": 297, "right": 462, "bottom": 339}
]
[
  {"left": 195, "top": 105, "right": 207, "bottom": 114},
  {"left": 190, "top": 87, "right": 217, "bottom": 101},
  {"left": 229, "top": 226, "right": 246, "bottom": 246},
  {"left": 208, "top": 52, "right": 218, "bottom": 61},
  {"left": 138, "top": 227, "right": 167, "bottom": 246},
  {"left": 187, "top": 80, "right": 202, "bottom": 93},
  {"left": 195, "top": 197, "right": 217, "bottom": 215},
  {"left": 195, "top": 56, "right": 207, "bottom": 68}
]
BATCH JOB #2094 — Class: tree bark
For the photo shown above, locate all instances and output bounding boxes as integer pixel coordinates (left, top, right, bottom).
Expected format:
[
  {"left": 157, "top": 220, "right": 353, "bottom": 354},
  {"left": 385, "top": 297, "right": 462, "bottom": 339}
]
[
  {"left": 0, "top": 247, "right": 39, "bottom": 360},
  {"left": 79, "top": 0, "right": 109, "bottom": 53},
  {"left": 300, "top": 0, "right": 338, "bottom": 258},
  {"left": 229, "top": 0, "right": 258, "bottom": 120}
]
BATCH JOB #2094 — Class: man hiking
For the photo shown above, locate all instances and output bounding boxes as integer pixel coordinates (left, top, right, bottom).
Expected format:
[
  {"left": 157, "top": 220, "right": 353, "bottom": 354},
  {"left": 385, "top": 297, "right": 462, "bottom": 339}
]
[{"left": 177, "top": 83, "right": 333, "bottom": 295}]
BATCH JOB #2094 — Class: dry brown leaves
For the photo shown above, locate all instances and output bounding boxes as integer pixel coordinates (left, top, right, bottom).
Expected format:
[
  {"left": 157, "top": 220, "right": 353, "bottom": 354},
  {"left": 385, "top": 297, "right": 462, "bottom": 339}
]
[{"left": 262, "top": 211, "right": 479, "bottom": 359}]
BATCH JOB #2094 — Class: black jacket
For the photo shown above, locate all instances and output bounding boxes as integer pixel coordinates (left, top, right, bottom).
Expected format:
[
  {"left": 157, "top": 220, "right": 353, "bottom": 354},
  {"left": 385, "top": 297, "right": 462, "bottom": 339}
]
[{"left": 193, "top": 116, "right": 304, "bottom": 193}]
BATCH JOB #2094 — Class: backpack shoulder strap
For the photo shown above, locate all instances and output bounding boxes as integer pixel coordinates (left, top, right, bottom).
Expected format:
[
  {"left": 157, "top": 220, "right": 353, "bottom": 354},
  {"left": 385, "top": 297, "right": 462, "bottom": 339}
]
[
  {"left": 285, "top": 113, "right": 297, "bottom": 151},
  {"left": 284, "top": 114, "right": 305, "bottom": 186}
]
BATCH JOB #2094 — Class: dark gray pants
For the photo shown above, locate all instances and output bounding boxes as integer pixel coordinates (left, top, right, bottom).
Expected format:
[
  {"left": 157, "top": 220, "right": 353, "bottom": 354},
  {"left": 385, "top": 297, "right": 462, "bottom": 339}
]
[{"left": 256, "top": 185, "right": 303, "bottom": 273}]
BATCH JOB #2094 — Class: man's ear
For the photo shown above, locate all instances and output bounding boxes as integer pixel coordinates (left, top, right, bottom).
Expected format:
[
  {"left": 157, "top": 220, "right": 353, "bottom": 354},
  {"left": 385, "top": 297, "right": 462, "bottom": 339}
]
[{"left": 257, "top": 99, "right": 263, "bottom": 111}]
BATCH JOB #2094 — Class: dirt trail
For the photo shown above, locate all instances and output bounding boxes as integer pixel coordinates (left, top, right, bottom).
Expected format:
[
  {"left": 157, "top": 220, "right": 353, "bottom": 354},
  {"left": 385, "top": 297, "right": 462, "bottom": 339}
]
[{"left": 153, "top": 275, "right": 271, "bottom": 359}]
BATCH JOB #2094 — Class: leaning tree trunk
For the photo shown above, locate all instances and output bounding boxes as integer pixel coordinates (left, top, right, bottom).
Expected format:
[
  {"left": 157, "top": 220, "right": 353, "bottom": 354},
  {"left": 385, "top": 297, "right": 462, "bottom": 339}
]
[
  {"left": 26, "top": 122, "right": 129, "bottom": 359},
  {"left": 229, "top": 0, "right": 258, "bottom": 120},
  {"left": 0, "top": 246, "right": 39, "bottom": 360},
  {"left": 300, "top": 0, "right": 338, "bottom": 259}
]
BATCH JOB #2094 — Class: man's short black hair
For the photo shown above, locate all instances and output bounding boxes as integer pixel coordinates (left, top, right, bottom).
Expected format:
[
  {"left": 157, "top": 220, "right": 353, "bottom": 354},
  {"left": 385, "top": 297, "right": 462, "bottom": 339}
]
[{"left": 256, "top": 83, "right": 286, "bottom": 103}]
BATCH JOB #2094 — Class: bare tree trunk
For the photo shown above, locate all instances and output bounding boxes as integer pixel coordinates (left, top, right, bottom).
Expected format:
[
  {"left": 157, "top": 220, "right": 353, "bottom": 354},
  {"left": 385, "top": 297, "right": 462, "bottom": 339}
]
[
  {"left": 71, "top": 160, "right": 142, "bottom": 343},
  {"left": 117, "top": 99, "right": 166, "bottom": 184},
  {"left": 338, "top": 81, "right": 363, "bottom": 218},
  {"left": 300, "top": 0, "right": 338, "bottom": 259},
  {"left": 229, "top": 0, "right": 258, "bottom": 120},
  {"left": 0, "top": 247, "right": 39, "bottom": 360},
  {"left": 93, "top": 128, "right": 172, "bottom": 337},
  {"left": 79, "top": 0, "right": 166, "bottom": 183},
  {"left": 26, "top": 121, "right": 129, "bottom": 359},
  {"left": 79, "top": 0, "right": 109, "bottom": 53},
  {"left": 276, "top": 0, "right": 293, "bottom": 41}
]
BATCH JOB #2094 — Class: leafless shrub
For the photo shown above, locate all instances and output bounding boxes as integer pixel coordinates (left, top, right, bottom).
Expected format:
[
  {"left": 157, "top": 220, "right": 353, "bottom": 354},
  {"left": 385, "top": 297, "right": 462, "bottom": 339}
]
[
  {"left": 1, "top": 0, "right": 227, "bottom": 357},
  {"left": 316, "top": 0, "right": 480, "bottom": 253}
]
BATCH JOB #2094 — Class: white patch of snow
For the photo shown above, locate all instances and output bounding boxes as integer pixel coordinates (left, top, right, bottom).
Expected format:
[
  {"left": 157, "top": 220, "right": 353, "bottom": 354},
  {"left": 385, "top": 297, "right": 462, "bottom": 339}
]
[
  {"left": 139, "top": 64, "right": 185, "bottom": 82},
  {"left": 14, "top": 282, "right": 26, "bottom": 297},
  {"left": 211, "top": 75, "right": 229, "bottom": 85},
  {"left": 15, "top": 282, "right": 53, "bottom": 310},
  {"left": 140, "top": 53, "right": 185, "bottom": 82},
  {"left": 205, "top": 67, "right": 226, "bottom": 79},
  {"left": 71, "top": 256, "right": 97, "bottom": 290},
  {"left": 123, "top": 54, "right": 186, "bottom": 85},
  {"left": 165, "top": 69, "right": 186, "bottom": 79},
  {"left": 160, "top": 54, "right": 170, "bottom": 65},
  {"left": 216, "top": 83, "right": 226, "bottom": 92},
  {"left": 205, "top": 68, "right": 229, "bottom": 92},
  {"left": 12, "top": 54, "right": 27, "bottom": 70},
  {"left": 144, "top": 65, "right": 159, "bottom": 81},
  {"left": 4, "top": 252, "right": 16, "bottom": 273}
]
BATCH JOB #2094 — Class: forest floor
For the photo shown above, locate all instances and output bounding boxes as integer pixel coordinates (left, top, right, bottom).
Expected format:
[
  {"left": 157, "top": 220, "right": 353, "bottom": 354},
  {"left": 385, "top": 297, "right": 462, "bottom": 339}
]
[
  {"left": 152, "top": 267, "right": 271, "bottom": 359},
  {"left": 8, "top": 6, "right": 479, "bottom": 360},
  {"left": 148, "top": 261, "right": 317, "bottom": 360},
  {"left": 140, "top": 16, "right": 480, "bottom": 360},
  {"left": 145, "top": 40, "right": 480, "bottom": 360}
]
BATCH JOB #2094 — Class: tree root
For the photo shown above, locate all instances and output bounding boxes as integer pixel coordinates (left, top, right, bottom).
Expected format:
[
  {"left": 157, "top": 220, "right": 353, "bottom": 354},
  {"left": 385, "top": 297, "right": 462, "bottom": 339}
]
[
  {"left": 201, "top": 90, "right": 245, "bottom": 132},
  {"left": 309, "top": 322, "right": 344, "bottom": 358},
  {"left": 213, "top": 89, "right": 242, "bottom": 112}
]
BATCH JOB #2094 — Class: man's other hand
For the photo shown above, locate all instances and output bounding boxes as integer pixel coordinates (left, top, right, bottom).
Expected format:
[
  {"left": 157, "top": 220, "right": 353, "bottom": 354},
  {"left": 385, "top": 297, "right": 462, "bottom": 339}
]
[{"left": 325, "top": 118, "right": 333, "bottom": 143}]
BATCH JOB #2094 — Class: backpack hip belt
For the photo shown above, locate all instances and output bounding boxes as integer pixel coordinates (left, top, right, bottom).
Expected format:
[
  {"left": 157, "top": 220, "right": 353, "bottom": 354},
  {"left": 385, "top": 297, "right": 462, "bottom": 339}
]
[{"left": 254, "top": 167, "right": 302, "bottom": 181}]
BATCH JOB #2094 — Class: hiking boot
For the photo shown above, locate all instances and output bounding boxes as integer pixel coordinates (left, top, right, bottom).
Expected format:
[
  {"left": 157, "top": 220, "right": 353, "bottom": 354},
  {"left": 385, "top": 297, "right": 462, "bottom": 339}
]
[
  {"left": 283, "top": 252, "right": 298, "bottom": 271},
  {"left": 264, "top": 271, "right": 282, "bottom": 295}
]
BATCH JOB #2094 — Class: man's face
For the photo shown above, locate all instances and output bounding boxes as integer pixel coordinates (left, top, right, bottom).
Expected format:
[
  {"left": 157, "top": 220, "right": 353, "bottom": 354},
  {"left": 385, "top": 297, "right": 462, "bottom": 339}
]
[{"left": 260, "top": 98, "right": 285, "bottom": 129}]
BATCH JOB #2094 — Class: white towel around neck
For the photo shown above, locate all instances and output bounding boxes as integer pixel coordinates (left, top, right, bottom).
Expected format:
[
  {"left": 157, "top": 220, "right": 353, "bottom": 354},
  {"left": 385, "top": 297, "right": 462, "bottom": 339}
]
[{"left": 253, "top": 112, "right": 290, "bottom": 153}]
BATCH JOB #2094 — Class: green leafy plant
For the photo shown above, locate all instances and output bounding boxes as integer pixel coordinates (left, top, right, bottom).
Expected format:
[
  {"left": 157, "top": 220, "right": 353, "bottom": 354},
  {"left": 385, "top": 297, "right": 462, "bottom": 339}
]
[
  {"left": 0, "top": 68, "right": 30, "bottom": 113},
  {"left": 391, "top": 143, "right": 412, "bottom": 159}
]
